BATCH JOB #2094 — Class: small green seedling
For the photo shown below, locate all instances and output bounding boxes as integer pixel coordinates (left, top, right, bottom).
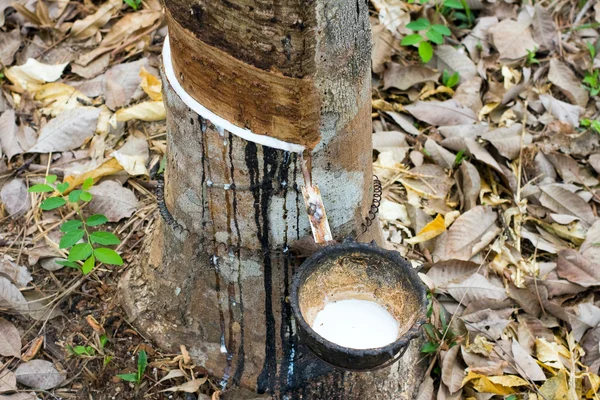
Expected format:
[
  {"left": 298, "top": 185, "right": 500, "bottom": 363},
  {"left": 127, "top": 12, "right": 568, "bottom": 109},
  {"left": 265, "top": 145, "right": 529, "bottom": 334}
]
[
  {"left": 401, "top": 18, "right": 452, "bottom": 63},
  {"left": 117, "top": 350, "right": 148, "bottom": 384},
  {"left": 442, "top": 70, "right": 460, "bottom": 88},
  {"left": 67, "top": 344, "right": 96, "bottom": 357},
  {"left": 124, "top": 0, "right": 142, "bottom": 11},
  {"left": 581, "top": 119, "right": 600, "bottom": 134},
  {"left": 583, "top": 69, "right": 600, "bottom": 96},
  {"left": 526, "top": 48, "right": 540, "bottom": 65},
  {"left": 28, "top": 175, "right": 123, "bottom": 274},
  {"left": 453, "top": 149, "right": 466, "bottom": 167}
]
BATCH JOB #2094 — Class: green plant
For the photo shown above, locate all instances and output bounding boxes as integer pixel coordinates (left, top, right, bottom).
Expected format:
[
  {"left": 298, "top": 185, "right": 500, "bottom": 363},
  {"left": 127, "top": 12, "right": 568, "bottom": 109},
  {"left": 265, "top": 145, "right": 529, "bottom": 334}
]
[
  {"left": 586, "top": 40, "right": 597, "bottom": 60},
  {"left": 124, "top": 0, "right": 142, "bottom": 11},
  {"left": 117, "top": 350, "right": 148, "bottom": 384},
  {"left": 581, "top": 119, "right": 600, "bottom": 134},
  {"left": 420, "top": 292, "right": 458, "bottom": 355},
  {"left": 401, "top": 18, "right": 452, "bottom": 63},
  {"left": 453, "top": 149, "right": 466, "bottom": 166},
  {"left": 442, "top": 69, "right": 460, "bottom": 88},
  {"left": 583, "top": 69, "right": 600, "bottom": 96},
  {"left": 67, "top": 344, "right": 95, "bottom": 357},
  {"left": 526, "top": 48, "right": 540, "bottom": 65},
  {"left": 28, "top": 175, "right": 123, "bottom": 274}
]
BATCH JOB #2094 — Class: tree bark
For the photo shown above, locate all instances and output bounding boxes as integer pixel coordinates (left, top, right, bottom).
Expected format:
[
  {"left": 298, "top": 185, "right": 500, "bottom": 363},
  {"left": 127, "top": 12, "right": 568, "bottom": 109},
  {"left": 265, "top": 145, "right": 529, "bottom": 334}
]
[{"left": 119, "top": 1, "right": 425, "bottom": 398}]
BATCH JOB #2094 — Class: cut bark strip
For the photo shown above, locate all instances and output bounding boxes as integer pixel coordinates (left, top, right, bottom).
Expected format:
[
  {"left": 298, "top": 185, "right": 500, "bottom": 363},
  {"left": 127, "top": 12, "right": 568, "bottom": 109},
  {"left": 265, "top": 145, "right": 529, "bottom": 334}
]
[{"left": 166, "top": 11, "right": 321, "bottom": 149}]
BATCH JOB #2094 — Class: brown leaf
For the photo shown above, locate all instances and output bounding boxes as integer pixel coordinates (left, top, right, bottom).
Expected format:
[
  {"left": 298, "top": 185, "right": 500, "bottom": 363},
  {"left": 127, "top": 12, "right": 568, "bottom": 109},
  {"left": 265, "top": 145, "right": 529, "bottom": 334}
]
[
  {"left": 446, "top": 273, "right": 508, "bottom": 305},
  {"left": 383, "top": 64, "right": 439, "bottom": 91},
  {"left": 531, "top": 4, "right": 556, "bottom": 50},
  {"left": 0, "top": 392, "right": 38, "bottom": 400},
  {"left": 415, "top": 375, "right": 434, "bottom": 400},
  {"left": 23, "top": 292, "right": 63, "bottom": 321},
  {"left": 548, "top": 59, "right": 588, "bottom": 108},
  {"left": 0, "top": 29, "right": 20, "bottom": 67},
  {"left": 441, "top": 345, "right": 465, "bottom": 394},
  {"left": 462, "top": 17, "right": 498, "bottom": 61},
  {"left": 0, "top": 179, "right": 31, "bottom": 220},
  {"left": 399, "top": 163, "right": 454, "bottom": 200},
  {"left": 424, "top": 139, "right": 455, "bottom": 169},
  {"left": 405, "top": 100, "right": 477, "bottom": 127},
  {"left": 456, "top": 161, "right": 480, "bottom": 211},
  {"left": 161, "top": 377, "right": 207, "bottom": 393},
  {"left": 481, "top": 124, "right": 532, "bottom": 160},
  {"left": 511, "top": 339, "right": 546, "bottom": 381},
  {"left": 0, "top": 110, "right": 25, "bottom": 160},
  {"left": 453, "top": 76, "right": 483, "bottom": 114},
  {"left": 0, "top": 257, "right": 32, "bottom": 288},
  {"left": 0, "top": 318, "right": 21, "bottom": 357},
  {"left": 557, "top": 249, "right": 600, "bottom": 287},
  {"left": 490, "top": 19, "right": 538, "bottom": 61},
  {"left": 581, "top": 220, "right": 600, "bottom": 264},
  {"left": 567, "top": 302, "right": 600, "bottom": 341},
  {"left": 28, "top": 108, "right": 101, "bottom": 153},
  {"left": 462, "top": 308, "right": 512, "bottom": 340},
  {"left": 70, "top": 0, "right": 121, "bottom": 40},
  {"left": 544, "top": 152, "right": 599, "bottom": 187},
  {"left": 21, "top": 336, "right": 43, "bottom": 362},
  {"left": 507, "top": 283, "right": 542, "bottom": 317},
  {"left": 426, "top": 260, "right": 478, "bottom": 291},
  {"left": 371, "top": 24, "right": 394, "bottom": 75},
  {"left": 15, "top": 360, "right": 64, "bottom": 390},
  {"left": 581, "top": 326, "right": 600, "bottom": 373},
  {"left": 524, "top": 269, "right": 586, "bottom": 298},
  {"left": 100, "top": 11, "right": 161, "bottom": 47},
  {"left": 538, "top": 184, "right": 595, "bottom": 226},
  {"left": 0, "top": 369, "right": 16, "bottom": 393},
  {"left": 445, "top": 206, "right": 500, "bottom": 260},
  {"left": 103, "top": 58, "right": 151, "bottom": 110},
  {"left": 71, "top": 53, "right": 110, "bottom": 79},
  {"left": 88, "top": 180, "right": 138, "bottom": 222},
  {"left": 461, "top": 344, "right": 506, "bottom": 376},
  {"left": 516, "top": 314, "right": 554, "bottom": 354},
  {"left": 431, "top": 45, "right": 477, "bottom": 82},
  {"left": 385, "top": 111, "right": 421, "bottom": 136},
  {"left": 540, "top": 94, "right": 583, "bottom": 127}
]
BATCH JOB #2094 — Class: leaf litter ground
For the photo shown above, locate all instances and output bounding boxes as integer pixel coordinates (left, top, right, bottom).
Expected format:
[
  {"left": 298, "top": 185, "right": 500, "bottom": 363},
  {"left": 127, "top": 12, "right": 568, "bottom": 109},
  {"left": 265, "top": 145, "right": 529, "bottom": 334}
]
[{"left": 0, "top": 0, "right": 599, "bottom": 399}]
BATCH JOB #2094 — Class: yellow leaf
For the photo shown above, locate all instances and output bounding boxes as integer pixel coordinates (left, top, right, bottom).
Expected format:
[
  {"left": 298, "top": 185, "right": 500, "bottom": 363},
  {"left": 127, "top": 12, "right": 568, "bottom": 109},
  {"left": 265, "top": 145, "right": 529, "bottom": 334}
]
[
  {"left": 101, "top": 11, "right": 162, "bottom": 47},
  {"left": 405, "top": 214, "right": 446, "bottom": 244},
  {"left": 5, "top": 58, "right": 68, "bottom": 91},
  {"left": 478, "top": 102, "right": 499, "bottom": 120},
  {"left": 114, "top": 101, "right": 165, "bottom": 123},
  {"left": 536, "top": 338, "right": 565, "bottom": 370},
  {"left": 140, "top": 67, "right": 162, "bottom": 101},
  {"left": 585, "top": 373, "right": 600, "bottom": 398},
  {"left": 34, "top": 83, "right": 92, "bottom": 116},
  {"left": 70, "top": 0, "right": 122, "bottom": 40},
  {"left": 487, "top": 375, "right": 529, "bottom": 387},
  {"left": 63, "top": 158, "right": 123, "bottom": 194},
  {"left": 539, "top": 370, "right": 572, "bottom": 400}
]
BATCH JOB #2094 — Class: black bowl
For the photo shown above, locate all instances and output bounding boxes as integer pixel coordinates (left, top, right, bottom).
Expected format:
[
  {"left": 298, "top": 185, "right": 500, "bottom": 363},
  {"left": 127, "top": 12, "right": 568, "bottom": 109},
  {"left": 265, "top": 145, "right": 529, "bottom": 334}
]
[{"left": 290, "top": 241, "right": 427, "bottom": 371}]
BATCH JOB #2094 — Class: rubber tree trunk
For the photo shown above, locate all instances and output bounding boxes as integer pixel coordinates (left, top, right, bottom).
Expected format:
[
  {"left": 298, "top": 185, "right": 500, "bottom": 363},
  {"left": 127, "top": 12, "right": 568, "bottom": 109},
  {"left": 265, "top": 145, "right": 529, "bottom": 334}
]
[{"left": 119, "top": 1, "right": 425, "bottom": 398}]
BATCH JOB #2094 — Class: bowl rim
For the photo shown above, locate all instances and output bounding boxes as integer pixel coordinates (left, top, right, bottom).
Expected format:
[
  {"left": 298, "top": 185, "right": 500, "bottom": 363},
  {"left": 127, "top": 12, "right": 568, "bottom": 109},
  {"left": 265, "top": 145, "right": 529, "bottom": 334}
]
[{"left": 290, "top": 241, "right": 428, "bottom": 359}]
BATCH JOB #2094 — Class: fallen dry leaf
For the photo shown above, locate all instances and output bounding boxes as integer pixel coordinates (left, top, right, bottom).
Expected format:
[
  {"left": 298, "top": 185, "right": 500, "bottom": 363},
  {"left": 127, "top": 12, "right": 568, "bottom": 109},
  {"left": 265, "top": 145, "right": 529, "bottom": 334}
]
[
  {"left": 431, "top": 45, "right": 477, "bottom": 82},
  {"left": 548, "top": 59, "right": 589, "bottom": 108},
  {"left": 0, "top": 276, "right": 28, "bottom": 314},
  {"left": 0, "top": 110, "right": 26, "bottom": 160},
  {"left": 538, "top": 184, "right": 595, "bottom": 226},
  {"left": 113, "top": 101, "right": 166, "bottom": 123},
  {"left": 69, "top": 0, "right": 121, "bottom": 40},
  {"left": 0, "top": 318, "right": 21, "bottom": 357},
  {"left": 489, "top": 19, "right": 538, "bottom": 61},
  {"left": 111, "top": 133, "right": 150, "bottom": 176},
  {"left": 0, "top": 369, "right": 16, "bottom": 393},
  {"left": 160, "top": 377, "right": 208, "bottom": 393},
  {"left": 406, "top": 214, "right": 446, "bottom": 245},
  {"left": 383, "top": 64, "right": 440, "bottom": 91},
  {"left": 15, "top": 360, "right": 64, "bottom": 390},
  {"left": 33, "top": 82, "right": 93, "bottom": 117},
  {"left": 405, "top": 100, "right": 477, "bottom": 126},
  {"left": 1, "top": 179, "right": 31, "bottom": 219},
  {"left": 88, "top": 180, "right": 138, "bottom": 222},
  {"left": 557, "top": 249, "right": 600, "bottom": 288},
  {"left": 0, "top": 29, "right": 20, "bottom": 67},
  {"left": 4, "top": 58, "right": 69, "bottom": 91},
  {"left": 21, "top": 336, "right": 43, "bottom": 362},
  {"left": 445, "top": 206, "right": 500, "bottom": 261},
  {"left": 446, "top": 273, "right": 508, "bottom": 305},
  {"left": 510, "top": 339, "right": 545, "bottom": 381},
  {"left": 28, "top": 107, "right": 101, "bottom": 153},
  {"left": 441, "top": 345, "right": 465, "bottom": 394},
  {"left": 63, "top": 157, "right": 124, "bottom": 194},
  {"left": 540, "top": 94, "right": 583, "bottom": 127},
  {"left": 0, "top": 257, "right": 32, "bottom": 288},
  {"left": 531, "top": 4, "right": 556, "bottom": 50}
]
